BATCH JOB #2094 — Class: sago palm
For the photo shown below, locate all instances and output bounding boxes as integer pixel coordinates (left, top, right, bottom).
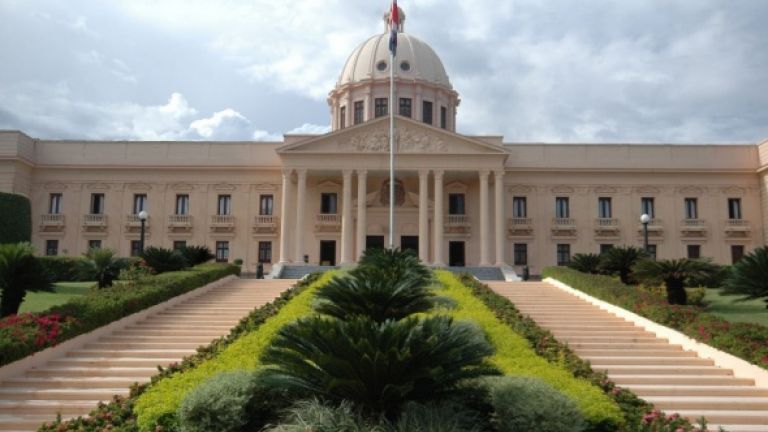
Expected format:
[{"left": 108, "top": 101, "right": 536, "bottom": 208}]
[
  {"left": 0, "top": 243, "right": 51, "bottom": 316},
  {"left": 633, "top": 258, "right": 717, "bottom": 305},
  {"left": 568, "top": 253, "right": 602, "bottom": 274},
  {"left": 599, "top": 246, "right": 647, "bottom": 285},
  {"left": 78, "top": 247, "right": 122, "bottom": 289},
  {"left": 358, "top": 248, "right": 432, "bottom": 287},
  {"left": 722, "top": 247, "right": 768, "bottom": 308}
]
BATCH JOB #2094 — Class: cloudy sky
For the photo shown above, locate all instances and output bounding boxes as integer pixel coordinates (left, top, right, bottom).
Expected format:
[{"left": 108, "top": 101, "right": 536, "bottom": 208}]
[{"left": 1, "top": 0, "right": 767, "bottom": 143}]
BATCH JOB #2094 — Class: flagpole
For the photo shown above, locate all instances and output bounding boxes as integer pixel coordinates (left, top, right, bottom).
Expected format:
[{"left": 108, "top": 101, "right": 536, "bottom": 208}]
[{"left": 388, "top": 12, "right": 396, "bottom": 249}]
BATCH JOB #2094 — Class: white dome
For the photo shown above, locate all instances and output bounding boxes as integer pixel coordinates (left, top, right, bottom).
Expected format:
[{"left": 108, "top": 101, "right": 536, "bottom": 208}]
[{"left": 337, "top": 32, "right": 452, "bottom": 89}]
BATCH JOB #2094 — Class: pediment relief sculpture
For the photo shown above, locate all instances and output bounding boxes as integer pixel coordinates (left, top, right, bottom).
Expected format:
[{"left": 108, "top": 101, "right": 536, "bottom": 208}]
[
  {"left": 339, "top": 125, "right": 446, "bottom": 153},
  {"left": 445, "top": 181, "right": 468, "bottom": 192},
  {"left": 317, "top": 180, "right": 342, "bottom": 189}
]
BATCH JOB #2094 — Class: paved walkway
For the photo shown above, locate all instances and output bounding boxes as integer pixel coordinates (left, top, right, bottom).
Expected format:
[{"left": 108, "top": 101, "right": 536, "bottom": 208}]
[
  {"left": 488, "top": 281, "right": 768, "bottom": 432},
  {"left": 0, "top": 278, "right": 296, "bottom": 432}
]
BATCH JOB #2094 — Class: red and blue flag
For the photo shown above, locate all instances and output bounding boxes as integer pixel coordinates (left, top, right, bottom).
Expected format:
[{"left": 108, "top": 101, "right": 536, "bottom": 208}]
[{"left": 389, "top": 0, "right": 399, "bottom": 56}]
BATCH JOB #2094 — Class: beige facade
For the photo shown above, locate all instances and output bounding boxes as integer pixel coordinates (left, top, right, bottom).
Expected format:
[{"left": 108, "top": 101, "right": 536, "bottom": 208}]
[{"left": 1, "top": 9, "right": 767, "bottom": 275}]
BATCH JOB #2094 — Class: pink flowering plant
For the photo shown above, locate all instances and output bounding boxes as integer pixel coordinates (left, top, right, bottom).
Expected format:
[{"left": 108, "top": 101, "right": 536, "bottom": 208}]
[{"left": 0, "top": 313, "right": 78, "bottom": 362}]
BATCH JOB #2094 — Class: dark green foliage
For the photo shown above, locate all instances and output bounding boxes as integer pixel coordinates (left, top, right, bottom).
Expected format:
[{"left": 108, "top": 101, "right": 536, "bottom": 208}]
[
  {"left": 178, "top": 370, "right": 260, "bottom": 432},
  {"left": 314, "top": 265, "right": 438, "bottom": 322},
  {"left": 0, "top": 192, "right": 31, "bottom": 244},
  {"left": 598, "top": 246, "right": 647, "bottom": 284},
  {"left": 38, "top": 256, "right": 89, "bottom": 282},
  {"left": 392, "top": 400, "right": 484, "bottom": 432},
  {"left": 486, "top": 376, "right": 585, "bottom": 432},
  {"left": 77, "top": 248, "right": 124, "bottom": 289},
  {"left": 723, "top": 247, "right": 768, "bottom": 308},
  {"left": 140, "top": 246, "right": 188, "bottom": 274},
  {"left": 180, "top": 245, "right": 215, "bottom": 266},
  {"left": 0, "top": 243, "right": 52, "bottom": 317},
  {"left": 633, "top": 258, "right": 720, "bottom": 305},
  {"left": 260, "top": 314, "right": 497, "bottom": 414},
  {"left": 687, "top": 264, "right": 730, "bottom": 289},
  {"left": 358, "top": 248, "right": 433, "bottom": 287},
  {"left": 569, "top": 253, "right": 602, "bottom": 274}
]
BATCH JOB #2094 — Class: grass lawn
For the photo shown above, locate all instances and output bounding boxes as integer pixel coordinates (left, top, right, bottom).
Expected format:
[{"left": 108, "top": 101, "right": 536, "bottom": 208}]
[
  {"left": 19, "top": 282, "right": 94, "bottom": 313},
  {"left": 704, "top": 288, "right": 768, "bottom": 326}
]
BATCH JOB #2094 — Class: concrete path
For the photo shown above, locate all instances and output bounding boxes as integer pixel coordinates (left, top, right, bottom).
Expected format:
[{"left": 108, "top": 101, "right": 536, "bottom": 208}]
[
  {"left": 0, "top": 278, "right": 296, "bottom": 432},
  {"left": 488, "top": 281, "right": 768, "bottom": 432}
]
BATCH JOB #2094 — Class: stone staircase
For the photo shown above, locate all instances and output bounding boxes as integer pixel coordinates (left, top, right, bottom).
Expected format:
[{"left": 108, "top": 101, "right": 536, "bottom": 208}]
[
  {"left": 487, "top": 281, "right": 768, "bottom": 432},
  {"left": 278, "top": 265, "right": 337, "bottom": 279},
  {"left": 446, "top": 266, "right": 505, "bottom": 281},
  {"left": 0, "top": 278, "right": 296, "bottom": 432}
]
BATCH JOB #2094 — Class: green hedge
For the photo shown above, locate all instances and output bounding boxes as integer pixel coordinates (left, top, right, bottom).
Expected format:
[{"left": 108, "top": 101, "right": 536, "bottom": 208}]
[
  {"left": 0, "top": 192, "right": 31, "bottom": 244},
  {"left": 0, "top": 263, "right": 240, "bottom": 367},
  {"left": 543, "top": 266, "right": 768, "bottom": 370},
  {"left": 38, "top": 256, "right": 88, "bottom": 282},
  {"left": 435, "top": 271, "right": 623, "bottom": 430}
]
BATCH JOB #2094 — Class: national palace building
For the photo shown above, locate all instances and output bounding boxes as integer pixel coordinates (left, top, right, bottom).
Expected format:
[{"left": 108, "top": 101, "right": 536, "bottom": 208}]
[{"left": 1, "top": 7, "right": 767, "bottom": 278}]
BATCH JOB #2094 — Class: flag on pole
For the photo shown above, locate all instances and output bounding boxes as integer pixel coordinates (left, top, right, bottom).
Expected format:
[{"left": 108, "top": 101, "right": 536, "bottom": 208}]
[{"left": 389, "top": 0, "right": 399, "bottom": 56}]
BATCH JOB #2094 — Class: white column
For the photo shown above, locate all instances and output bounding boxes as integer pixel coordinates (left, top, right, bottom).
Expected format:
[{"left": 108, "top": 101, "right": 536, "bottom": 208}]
[
  {"left": 340, "top": 169, "right": 354, "bottom": 265},
  {"left": 356, "top": 170, "right": 368, "bottom": 259},
  {"left": 494, "top": 170, "right": 506, "bottom": 266},
  {"left": 433, "top": 170, "right": 445, "bottom": 266},
  {"left": 294, "top": 169, "right": 307, "bottom": 263},
  {"left": 479, "top": 170, "right": 491, "bottom": 266},
  {"left": 418, "top": 169, "right": 430, "bottom": 263},
  {"left": 278, "top": 169, "right": 293, "bottom": 263}
]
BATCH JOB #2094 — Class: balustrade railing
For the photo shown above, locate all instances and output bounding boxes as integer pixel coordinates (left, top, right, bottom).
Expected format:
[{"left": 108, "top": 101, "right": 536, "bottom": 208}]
[
  {"left": 41, "top": 214, "right": 65, "bottom": 225},
  {"left": 82, "top": 214, "right": 107, "bottom": 226}
]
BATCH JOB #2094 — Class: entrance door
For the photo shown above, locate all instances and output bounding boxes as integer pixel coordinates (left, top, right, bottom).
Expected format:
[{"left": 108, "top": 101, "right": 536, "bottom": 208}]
[
  {"left": 401, "top": 236, "right": 419, "bottom": 254},
  {"left": 319, "top": 241, "right": 336, "bottom": 266},
  {"left": 449, "top": 241, "right": 466, "bottom": 267},
  {"left": 366, "top": 235, "right": 385, "bottom": 252}
]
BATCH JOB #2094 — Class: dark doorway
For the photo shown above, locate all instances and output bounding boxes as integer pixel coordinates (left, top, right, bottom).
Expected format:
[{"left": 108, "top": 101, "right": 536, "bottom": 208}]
[
  {"left": 449, "top": 241, "right": 466, "bottom": 267},
  {"left": 319, "top": 241, "right": 336, "bottom": 266},
  {"left": 366, "top": 235, "right": 385, "bottom": 252},
  {"left": 401, "top": 236, "right": 419, "bottom": 254}
]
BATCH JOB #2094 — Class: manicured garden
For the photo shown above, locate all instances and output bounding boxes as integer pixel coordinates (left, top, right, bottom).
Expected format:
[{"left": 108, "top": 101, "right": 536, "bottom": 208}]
[
  {"left": 704, "top": 288, "right": 768, "bottom": 326},
  {"left": 41, "top": 249, "right": 709, "bottom": 432},
  {"left": 18, "top": 281, "right": 93, "bottom": 313}
]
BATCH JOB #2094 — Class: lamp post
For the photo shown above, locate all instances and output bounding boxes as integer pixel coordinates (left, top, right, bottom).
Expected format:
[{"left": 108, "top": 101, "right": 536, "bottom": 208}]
[
  {"left": 640, "top": 213, "right": 651, "bottom": 254},
  {"left": 138, "top": 210, "right": 148, "bottom": 253}
]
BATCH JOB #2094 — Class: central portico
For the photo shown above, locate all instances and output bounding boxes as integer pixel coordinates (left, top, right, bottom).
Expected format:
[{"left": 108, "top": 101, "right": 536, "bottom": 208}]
[{"left": 276, "top": 116, "right": 509, "bottom": 267}]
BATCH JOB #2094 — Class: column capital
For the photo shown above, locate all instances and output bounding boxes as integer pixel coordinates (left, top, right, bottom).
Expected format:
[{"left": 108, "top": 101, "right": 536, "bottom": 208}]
[
  {"left": 494, "top": 170, "right": 505, "bottom": 178},
  {"left": 342, "top": 169, "right": 354, "bottom": 178},
  {"left": 356, "top": 169, "right": 368, "bottom": 177},
  {"left": 479, "top": 169, "right": 491, "bottom": 179},
  {"left": 295, "top": 168, "right": 308, "bottom": 177},
  {"left": 433, "top": 169, "right": 445, "bottom": 179},
  {"left": 281, "top": 168, "right": 293, "bottom": 177},
  {"left": 418, "top": 169, "right": 430, "bottom": 178}
]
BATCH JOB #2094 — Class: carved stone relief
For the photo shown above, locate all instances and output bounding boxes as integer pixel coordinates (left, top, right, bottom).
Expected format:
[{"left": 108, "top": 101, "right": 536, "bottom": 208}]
[{"left": 339, "top": 125, "right": 447, "bottom": 153}]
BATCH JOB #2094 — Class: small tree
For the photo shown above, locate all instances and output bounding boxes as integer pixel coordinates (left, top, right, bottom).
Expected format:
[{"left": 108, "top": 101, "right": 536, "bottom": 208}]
[
  {"left": 633, "top": 258, "right": 717, "bottom": 305},
  {"left": 722, "top": 247, "right": 768, "bottom": 308},
  {"left": 179, "top": 245, "right": 215, "bottom": 266},
  {"left": 599, "top": 246, "right": 647, "bottom": 285},
  {"left": 0, "top": 243, "right": 51, "bottom": 317},
  {"left": 140, "top": 247, "right": 188, "bottom": 274},
  {"left": 568, "top": 253, "right": 602, "bottom": 274},
  {"left": 78, "top": 248, "right": 122, "bottom": 289}
]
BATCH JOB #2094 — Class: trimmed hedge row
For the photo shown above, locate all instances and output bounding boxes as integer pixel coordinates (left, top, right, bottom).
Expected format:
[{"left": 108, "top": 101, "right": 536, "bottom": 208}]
[
  {"left": 134, "top": 271, "right": 337, "bottom": 431},
  {"left": 435, "top": 271, "right": 623, "bottom": 430},
  {"left": 37, "top": 256, "right": 89, "bottom": 282},
  {"left": 0, "top": 192, "right": 31, "bottom": 244},
  {"left": 0, "top": 263, "right": 240, "bottom": 367},
  {"left": 39, "top": 273, "right": 322, "bottom": 432},
  {"left": 543, "top": 266, "right": 768, "bottom": 370}
]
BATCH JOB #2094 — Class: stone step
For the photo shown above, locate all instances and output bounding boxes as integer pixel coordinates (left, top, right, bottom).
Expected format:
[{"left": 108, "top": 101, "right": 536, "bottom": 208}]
[
  {"left": 127, "top": 324, "right": 233, "bottom": 330},
  {"left": 707, "top": 424, "right": 768, "bottom": 432},
  {"left": 645, "top": 396, "right": 768, "bottom": 411},
  {"left": 541, "top": 322, "right": 637, "bottom": 329},
  {"left": 0, "top": 414, "right": 59, "bottom": 431},
  {"left": 112, "top": 329, "right": 225, "bottom": 336},
  {"left": 67, "top": 349, "right": 196, "bottom": 358},
  {"left": 136, "top": 318, "right": 241, "bottom": 325},
  {"left": 582, "top": 356, "right": 714, "bottom": 366},
  {"left": 673, "top": 410, "right": 768, "bottom": 425},
  {"left": 558, "top": 335, "right": 664, "bottom": 343},
  {"left": 0, "top": 388, "right": 129, "bottom": 400},
  {"left": 26, "top": 367, "right": 158, "bottom": 378},
  {"left": 49, "top": 357, "right": 179, "bottom": 368},
  {"left": 629, "top": 385, "right": 768, "bottom": 397},
  {"left": 576, "top": 349, "right": 696, "bottom": 357},
  {"left": 612, "top": 375, "right": 754, "bottom": 386},
  {"left": 1, "top": 377, "right": 147, "bottom": 389},
  {"left": 551, "top": 330, "right": 653, "bottom": 337},
  {"left": 593, "top": 365, "right": 732, "bottom": 376},
  {"left": 99, "top": 335, "right": 216, "bottom": 343},
  {"left": 568, "top": 341, "right": 675, "bottom": 349},
  {"left": 0, "top": 400, "right": 98, "bottom": 415},
  {"left": 86, "top": 341, "right": 205, "bottom": 350}
]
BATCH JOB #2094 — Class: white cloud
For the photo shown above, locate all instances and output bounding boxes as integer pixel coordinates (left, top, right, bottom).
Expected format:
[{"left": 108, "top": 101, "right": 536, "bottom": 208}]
[{"left": 287, "top": 123, "right": 331, "bottom": 135}]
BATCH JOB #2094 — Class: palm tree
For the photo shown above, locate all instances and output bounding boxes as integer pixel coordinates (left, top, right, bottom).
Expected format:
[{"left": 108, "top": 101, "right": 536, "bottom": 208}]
[
  {"left": 722, "top": 247, "right": 768, "bottom": 308},
  {"left": 599, "top": 246, "right": 648, "bottom": 285},
  {"left": 633, "top": 258, "right": 718, "bottom": 305},
  {"left": 0, "top": 243, "right": 51, "bottom": 317},
  {"left": 78, "top": 247, "right": 122, "bottom": 289},
  {"left": 568, "top": 253, "right": 602, "bottom": 274}
]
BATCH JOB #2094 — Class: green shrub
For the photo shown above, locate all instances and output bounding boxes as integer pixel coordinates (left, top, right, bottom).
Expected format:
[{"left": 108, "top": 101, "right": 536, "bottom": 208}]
[
  {"left": 177, "top": 370, "right": 259, "bottom": 432},
  {"left": 392, "top": 400, "right": 483, "bottom": 432},
  {"left": 486, "top": 376, "right": 585, "bottom": 432},
  {"left": 569, "top": 253, "right": 602, "bottom": 274},
  {"left": 723, "top": 246, "right": 768, "bottom": 307},
  {"left": 141, "top": 246, "right": 188, "bottom": 274},
  {"left": 0, "top": 192, "right": 31, "bottom": 244},
  {"left": 77, "top": 248, "right": 124, "bottom": 289},
  {"left": 265, "top": 399, "right": 383, "bottom": 432},
  {"left": 38, "top": 256, "right": 88, "bottom": 282},
  {"left": 358, "top": 248, "right": 432, "bottom": 287},
  {"left": 633, "top": 258, "right": 720, "bottom": 305},
  {"left": 598, "top": 246, "right": 647, "bottom": 284},
  {"left": 0, "top": 243, "right": 52, "bottom": 317},
  {"left": 180, "top": 246, "right": 215, "bottom": 266}
]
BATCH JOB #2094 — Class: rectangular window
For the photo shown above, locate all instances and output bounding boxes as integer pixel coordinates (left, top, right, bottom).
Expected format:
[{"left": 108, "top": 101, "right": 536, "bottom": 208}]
[
  {"left": 260, "top": 195, "right": 274, "bottom": 216},
  {"left": 130, "top": 240, "right": 142, "bottom": 257},
  {"left": 90, "top": 193, "right": 105, "bottom": 215},
  {"left": 422, "top": 100, "right": 433, "bottom": 125},
  {"left": 647, "top": 244, "right": 657, "bottom": 260},
  {"left": 731, "top": 245, "right": 745, "bottom": 264},
  {"left": 88, "top": 239, "right": 102, "bottom": 250},
  {"left": 687, "top": 245, "right": 701, "bottom": 259},
  {"left": 684, "top": 198, "right": 698, "bottom": 219},
  {"left": 217, "top": 195, "right": 232, "bottom": 216},
  {"left": 216, "top": 241, "right": 230, "bottom": 262},
  {"left": 339, "top": 106, "right": 346, "bottom": 129},
  {"left": 374, "top": 98, "right": 388, "bottom": 118},
  {"left": 440, "top": 106, "right": 447, "bottom": 129},
  {"left": 556, "top": 244, "right": 571, "bottom": 266},
  {"left": 173, "top": 240, "right": 187, "bottom": 250},
  {"left": 641, "top": 197, "right": 655, "bottom": 218},
  {"left": 321, "top": 193, "right": 338, "bottom": 214},
  {"left": 728, "top": 198, "right": 742, "bottom": 220},
  {"left": 354, "top": 101, "right": 364, "bottom": 125},
  {"left": 514, "top": 243, "right": 528, "bottom": 266},
  {"left": 45, "top": 240, "right": 59, "bottom": 256},
  {"left": 175, "top": 194, "right": 190, "bottom": 215},
  {"left": 399, "top": 98, "right": 412, "bottom": 118},
  {"left": 133, "top": 194, "right": 147, "bottom": 214},
  {"left": 258, "top": 241, "right": 273, "bottom": 264},
  {"left": 448, "top": 193, "right": 466, "bottom": 215},
  {"left": 600, "top": 244, "right": 614, "bottom": 255},
  {"left": 555, "top": 197, "right": 570, "bottom": 219},
  {"left": 512, "top": 197, "right": 527, "bottom": 218},
  {"left": 49, "top": 193, "right": 63, "bottom": 214},
  {"left": 598, "top": 197, "right": 612, "bottom": 219}
]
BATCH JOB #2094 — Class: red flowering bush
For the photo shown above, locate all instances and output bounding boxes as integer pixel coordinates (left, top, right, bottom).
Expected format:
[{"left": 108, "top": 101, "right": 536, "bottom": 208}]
[{"left": 0, "top": 313, "right": 78, "bottom": 361}]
